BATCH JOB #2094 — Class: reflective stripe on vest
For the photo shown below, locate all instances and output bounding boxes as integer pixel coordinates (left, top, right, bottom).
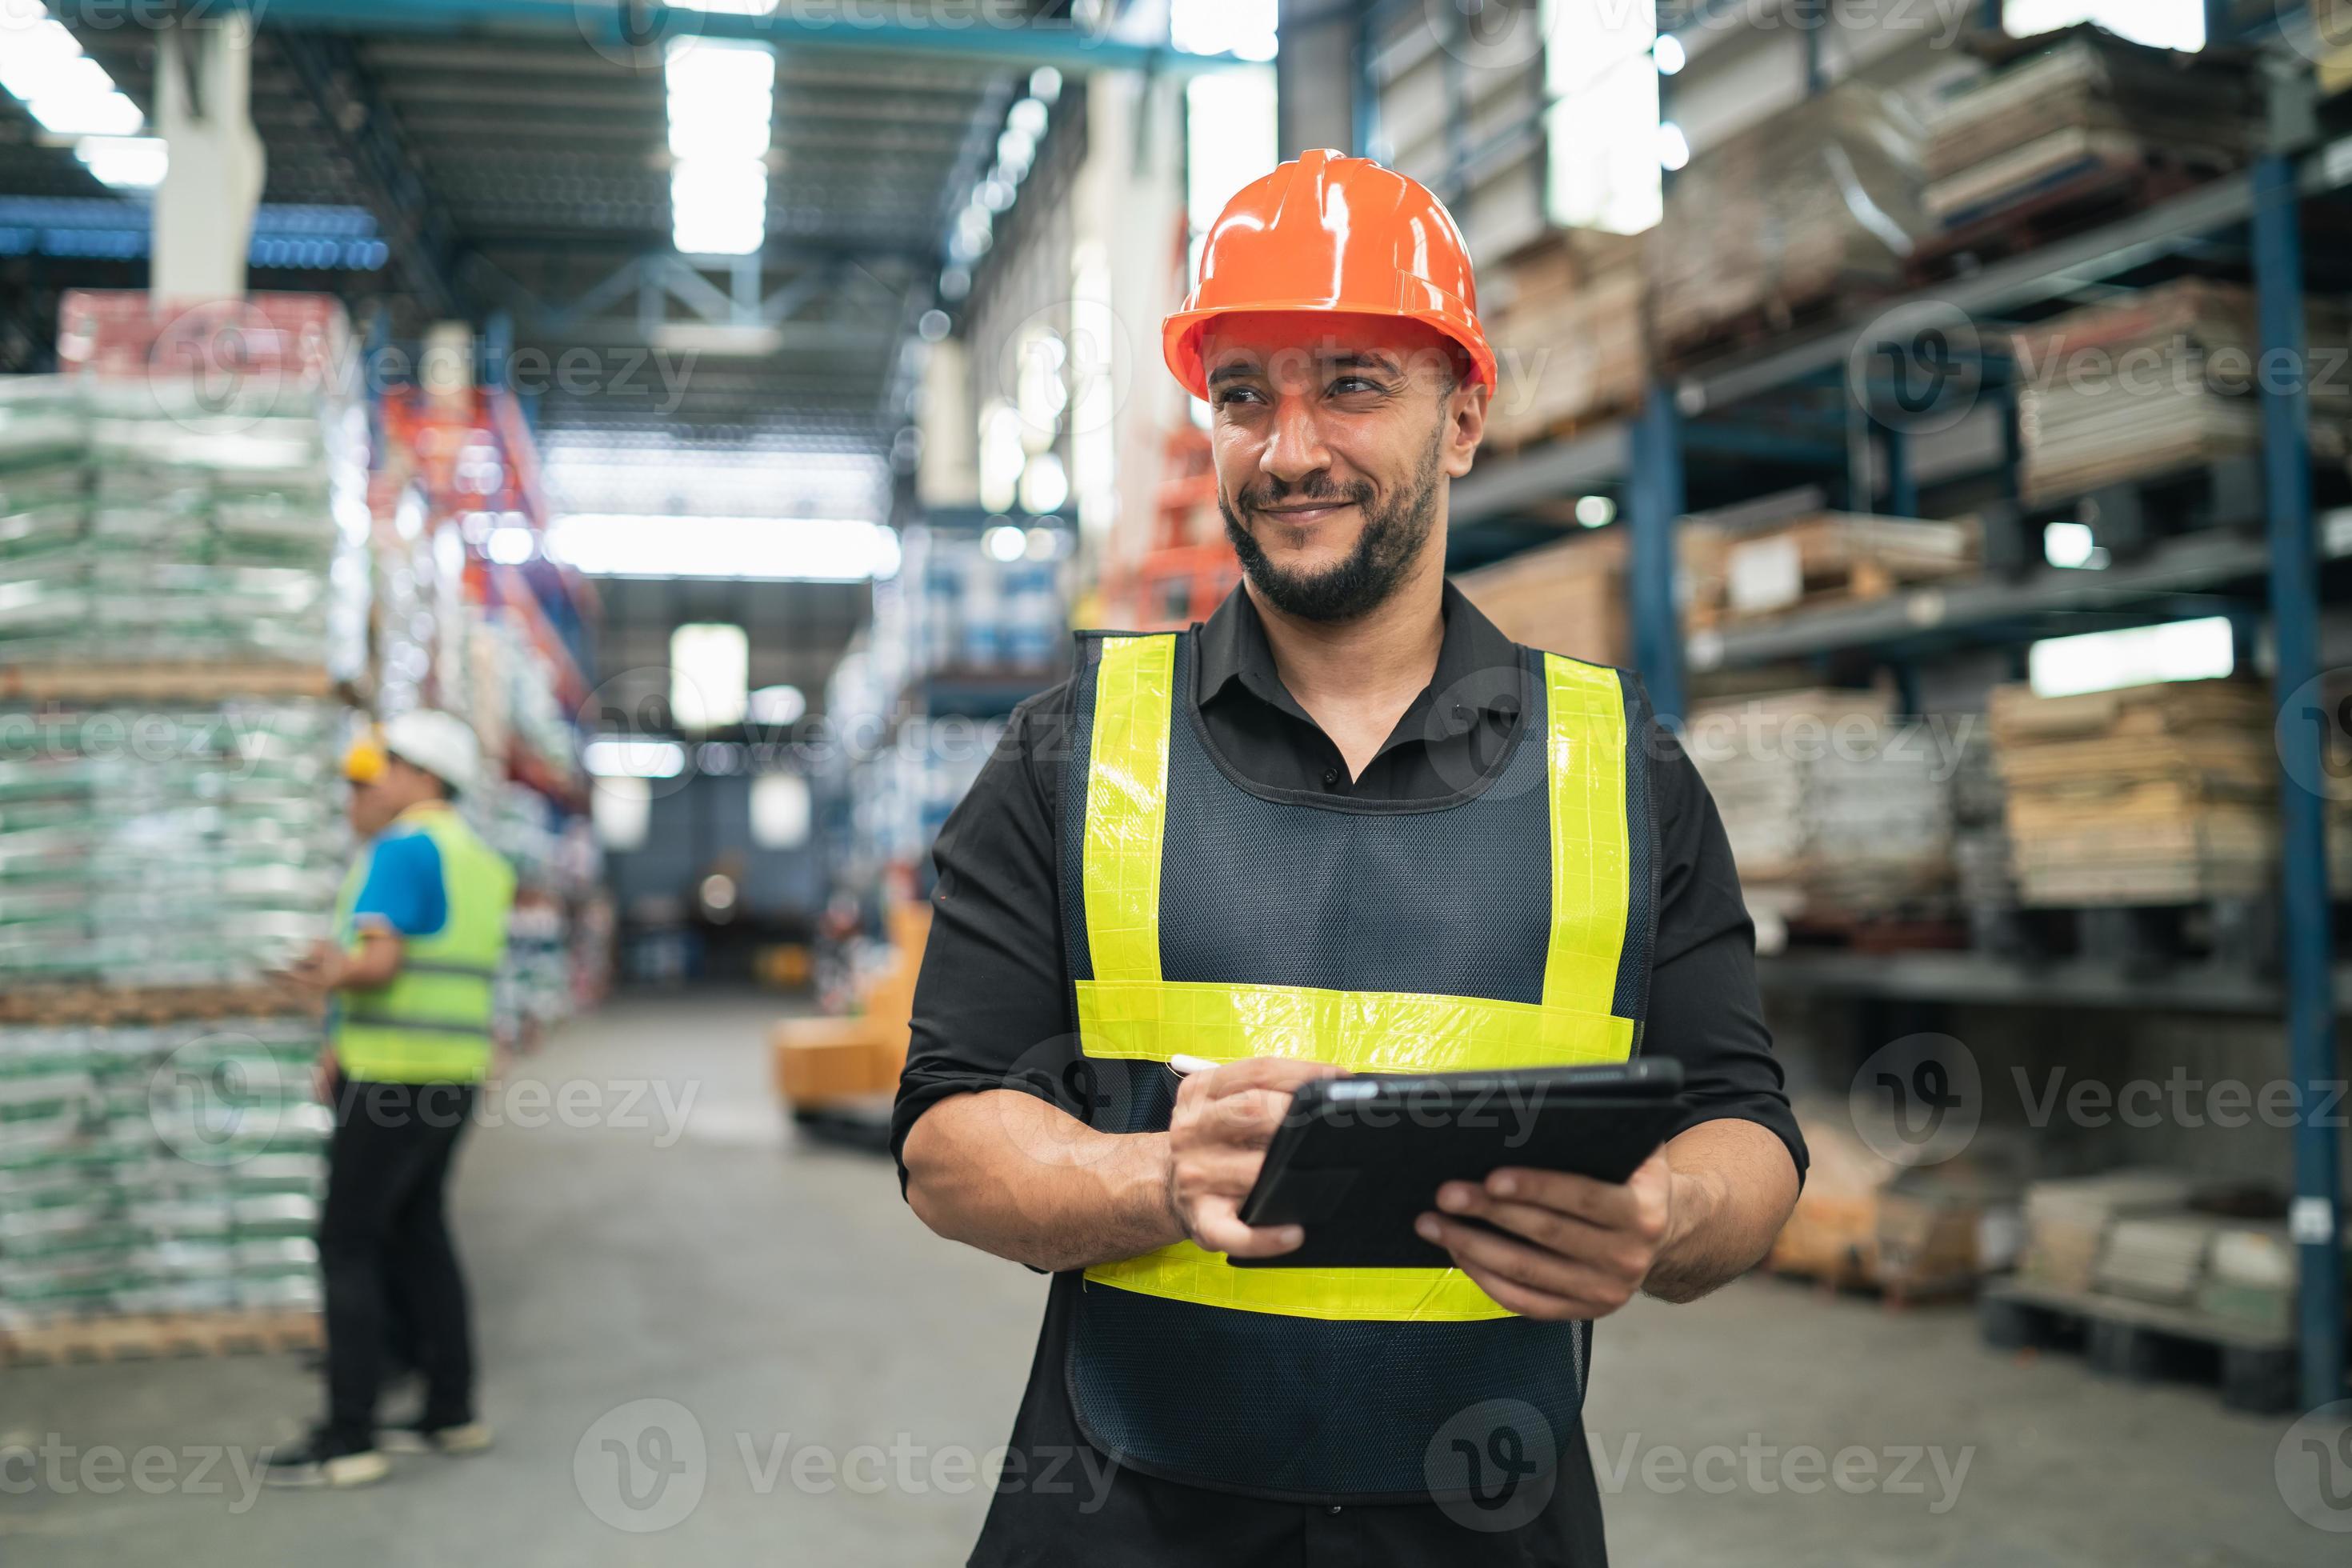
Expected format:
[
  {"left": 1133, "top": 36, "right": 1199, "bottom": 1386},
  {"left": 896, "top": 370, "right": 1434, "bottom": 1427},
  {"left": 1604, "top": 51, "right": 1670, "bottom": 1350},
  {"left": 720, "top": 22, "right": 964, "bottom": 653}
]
[
  {"left": 332, "top": 806, "right": 515, "bottom": 1084},
  {"left": 1074, "top": 634, "right": 1641, "bottom": 1323}
]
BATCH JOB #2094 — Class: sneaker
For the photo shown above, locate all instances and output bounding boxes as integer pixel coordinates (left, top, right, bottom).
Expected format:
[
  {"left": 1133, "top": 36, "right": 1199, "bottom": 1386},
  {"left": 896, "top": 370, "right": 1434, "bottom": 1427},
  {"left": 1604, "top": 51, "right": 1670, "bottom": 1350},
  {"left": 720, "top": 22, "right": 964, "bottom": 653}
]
[
  {"left": 261, "top": 1429, "right": 390, "bottom": 1489},
  {"left": 378, "top": 1419, "right": 494, "bottom": 1457}
]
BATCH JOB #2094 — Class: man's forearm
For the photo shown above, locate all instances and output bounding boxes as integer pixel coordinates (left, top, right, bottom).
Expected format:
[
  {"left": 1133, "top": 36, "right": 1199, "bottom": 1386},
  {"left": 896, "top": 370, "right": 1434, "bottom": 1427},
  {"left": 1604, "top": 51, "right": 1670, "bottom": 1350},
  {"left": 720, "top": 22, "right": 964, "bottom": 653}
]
[
  {"left": 903, "top": 1090, "right": 1183, "bottom": 1274},
  {"left": 1643, "top": 1118, "right": 1801, "bottom": 1304}
]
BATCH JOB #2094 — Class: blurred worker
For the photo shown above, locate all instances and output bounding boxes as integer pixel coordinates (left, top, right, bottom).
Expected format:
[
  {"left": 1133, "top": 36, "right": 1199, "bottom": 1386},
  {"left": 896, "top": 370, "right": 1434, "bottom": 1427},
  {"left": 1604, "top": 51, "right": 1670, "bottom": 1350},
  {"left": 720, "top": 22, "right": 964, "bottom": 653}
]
[
  {"left": 265, "top": 710, "right": 515, "bottom": 1489},
  {"left": 896, "top": 152, "right": 1806, "bottom": 1565}
]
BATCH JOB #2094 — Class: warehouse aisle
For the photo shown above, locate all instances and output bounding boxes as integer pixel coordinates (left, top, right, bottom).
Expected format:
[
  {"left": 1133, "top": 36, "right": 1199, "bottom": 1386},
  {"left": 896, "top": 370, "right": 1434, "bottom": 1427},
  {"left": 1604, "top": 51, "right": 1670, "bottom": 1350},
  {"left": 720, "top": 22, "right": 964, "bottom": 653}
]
[{"left": 0, "top": 996, "right": 2328, "bottom": 1566}]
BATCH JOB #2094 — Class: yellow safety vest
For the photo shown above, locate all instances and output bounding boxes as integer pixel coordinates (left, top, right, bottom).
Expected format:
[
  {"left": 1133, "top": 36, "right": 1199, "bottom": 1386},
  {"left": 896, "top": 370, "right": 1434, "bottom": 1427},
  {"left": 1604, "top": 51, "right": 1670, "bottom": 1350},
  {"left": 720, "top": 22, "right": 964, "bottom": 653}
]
[
  {"left": 1060, "top": 628, "right": 1656, "bottom": 1499},
  {"left": 332, "top": 804, "right": 516, "bottom": 1084}
]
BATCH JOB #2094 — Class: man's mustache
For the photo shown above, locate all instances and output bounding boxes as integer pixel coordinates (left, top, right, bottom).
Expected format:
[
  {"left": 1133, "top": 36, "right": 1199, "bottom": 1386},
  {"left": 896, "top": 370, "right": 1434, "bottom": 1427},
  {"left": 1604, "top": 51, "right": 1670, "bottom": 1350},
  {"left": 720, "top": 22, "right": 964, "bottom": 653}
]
[{"left": 1234, "top": 480, "right": 1374, "bottom": 513}]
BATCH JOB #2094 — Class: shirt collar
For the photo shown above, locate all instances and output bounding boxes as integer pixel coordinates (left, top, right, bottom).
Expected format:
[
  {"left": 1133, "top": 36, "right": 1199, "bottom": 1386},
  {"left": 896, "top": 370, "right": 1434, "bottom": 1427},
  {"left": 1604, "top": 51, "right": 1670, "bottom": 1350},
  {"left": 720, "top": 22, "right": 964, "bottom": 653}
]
[{"left": 1193, "top": 580, "right": 1525, "bottom": 728}]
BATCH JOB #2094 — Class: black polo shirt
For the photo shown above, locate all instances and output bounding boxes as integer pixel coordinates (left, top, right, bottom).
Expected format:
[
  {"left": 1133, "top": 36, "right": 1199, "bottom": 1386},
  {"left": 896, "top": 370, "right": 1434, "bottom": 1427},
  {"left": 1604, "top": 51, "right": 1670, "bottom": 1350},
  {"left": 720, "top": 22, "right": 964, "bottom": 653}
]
[{"left": 892, "top": 581, "right": 1803, "bottom": 1568}]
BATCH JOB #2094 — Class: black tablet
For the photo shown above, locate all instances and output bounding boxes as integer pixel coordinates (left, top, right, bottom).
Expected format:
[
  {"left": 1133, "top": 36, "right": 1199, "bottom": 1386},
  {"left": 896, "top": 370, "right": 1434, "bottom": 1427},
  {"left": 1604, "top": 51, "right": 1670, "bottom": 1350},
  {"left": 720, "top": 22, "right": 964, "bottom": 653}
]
[{"left": 1231, "top": 1060, "right": 1686, "bottom": 1270}]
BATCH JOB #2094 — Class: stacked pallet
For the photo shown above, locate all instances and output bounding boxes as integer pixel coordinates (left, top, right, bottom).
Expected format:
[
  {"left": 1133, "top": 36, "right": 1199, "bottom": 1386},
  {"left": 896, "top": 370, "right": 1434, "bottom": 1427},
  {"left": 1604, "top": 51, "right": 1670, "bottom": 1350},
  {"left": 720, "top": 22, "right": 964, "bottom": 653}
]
[
  {"left": 1690, "top": 512, "right": 1981, "bottom": 627},
  {"left": 2008, "top": 280, "right": 2352, "bottom": 506},
  {"left": 1451, "top": 530, "right": 1628, "bottom": 667},
  {"left": 1687, "top": 687, "right": 1953, "bottom": 921},
  {"left": 1, "top": 1016, "right": 331, "bottom": 1346},
  {"left": 1477, "top": 230, "right": 1646, "bottom": 452},
  {"left": 1923, "top": 27, "right": 2254, "bottom": 238},
  {"left": 1991, "top": 678, "right": 2352, "bottom": 906},
  {"left": 1649, "top": 82, "right": 1927, "bottom": 362}
]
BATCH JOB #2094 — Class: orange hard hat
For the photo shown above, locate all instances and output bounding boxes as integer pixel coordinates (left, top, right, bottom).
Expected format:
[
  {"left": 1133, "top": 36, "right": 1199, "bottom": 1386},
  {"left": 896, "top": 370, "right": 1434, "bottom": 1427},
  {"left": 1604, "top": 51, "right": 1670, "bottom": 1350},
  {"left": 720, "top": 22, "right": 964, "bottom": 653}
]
[{"left": 1162, "top": 149, "right": 1498, "bottom": 402}]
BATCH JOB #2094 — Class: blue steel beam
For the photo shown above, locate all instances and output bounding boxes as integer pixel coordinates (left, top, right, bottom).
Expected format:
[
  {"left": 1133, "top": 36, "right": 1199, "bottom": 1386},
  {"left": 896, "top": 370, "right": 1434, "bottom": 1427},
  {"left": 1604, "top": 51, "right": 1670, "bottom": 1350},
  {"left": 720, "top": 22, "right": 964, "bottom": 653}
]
[
  {"left": 212, "top": 0, "right": 1252, "bottom": 74},
  {"left": 1628, "top": 383, "right": 1687, "bottom": 726},
  {"left": 2253, "top": 150, "right": 2347, "bottom": 1414}
]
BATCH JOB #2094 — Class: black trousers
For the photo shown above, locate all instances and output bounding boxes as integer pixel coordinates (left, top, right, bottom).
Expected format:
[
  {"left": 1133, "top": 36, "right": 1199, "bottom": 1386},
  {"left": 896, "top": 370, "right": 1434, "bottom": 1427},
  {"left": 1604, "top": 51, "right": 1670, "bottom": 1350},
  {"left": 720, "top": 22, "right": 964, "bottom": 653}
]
[{"left": 319, "top": 1079, "right": 478, "bottom": 1446}]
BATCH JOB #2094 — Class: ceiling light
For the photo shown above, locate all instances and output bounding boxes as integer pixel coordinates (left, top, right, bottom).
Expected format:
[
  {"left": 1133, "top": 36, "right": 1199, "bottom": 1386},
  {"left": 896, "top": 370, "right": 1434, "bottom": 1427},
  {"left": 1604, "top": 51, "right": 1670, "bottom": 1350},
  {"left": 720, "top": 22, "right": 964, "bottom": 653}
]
[
  {"left": 671, "top": 160, "right": 767, "bottom": 254},
  {"left": 1006, "top": 97, "right": 1048, "bottom": 138},
  {"left": 1658, "top": 122, "right": 1691, "bottom": 172},
  {"left": 1029, "top": 66, "right": 1062, "bottom": 104},
  {"left": 549, "top": 514, "right": 901, "bottom": 581},
  {"left": 1574, "top": 494, "right": 1617, "bottom": 528},
  {"left": 1654, "top": 34, "right": 1687, "bottom": 74},
  {"left": 982, "top": 524, "right": 1026, "bottom": 562},
  {"left": 74, "top": 135, "right": 166, "bottom": 190},
  {"left": 486, "top": 524, "right": 536, "bottom": 565}
]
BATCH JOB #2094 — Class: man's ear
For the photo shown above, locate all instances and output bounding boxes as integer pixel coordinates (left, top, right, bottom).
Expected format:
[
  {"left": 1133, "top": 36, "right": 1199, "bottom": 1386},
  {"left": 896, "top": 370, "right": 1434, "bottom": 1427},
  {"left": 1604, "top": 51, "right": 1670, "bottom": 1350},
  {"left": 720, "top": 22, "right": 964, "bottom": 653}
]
[{"left": 1444, "top": 381, "right": 1491, "bottom": 477}]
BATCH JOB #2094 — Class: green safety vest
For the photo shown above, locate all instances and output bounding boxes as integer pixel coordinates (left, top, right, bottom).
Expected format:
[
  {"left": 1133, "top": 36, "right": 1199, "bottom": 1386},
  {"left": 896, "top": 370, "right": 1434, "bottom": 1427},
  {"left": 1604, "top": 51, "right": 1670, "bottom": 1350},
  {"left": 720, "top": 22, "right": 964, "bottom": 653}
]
[{"left": 332, "top": 804, "right": 517, "bottom": 1084}]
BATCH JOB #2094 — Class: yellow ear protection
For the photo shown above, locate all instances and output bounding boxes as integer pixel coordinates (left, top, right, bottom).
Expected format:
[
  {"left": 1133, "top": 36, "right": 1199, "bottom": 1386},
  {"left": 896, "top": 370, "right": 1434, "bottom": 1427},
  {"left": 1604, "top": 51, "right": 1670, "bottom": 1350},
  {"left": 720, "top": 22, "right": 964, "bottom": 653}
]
[{"left": 342, "top": 730, "right": 389, "bottom": 785}]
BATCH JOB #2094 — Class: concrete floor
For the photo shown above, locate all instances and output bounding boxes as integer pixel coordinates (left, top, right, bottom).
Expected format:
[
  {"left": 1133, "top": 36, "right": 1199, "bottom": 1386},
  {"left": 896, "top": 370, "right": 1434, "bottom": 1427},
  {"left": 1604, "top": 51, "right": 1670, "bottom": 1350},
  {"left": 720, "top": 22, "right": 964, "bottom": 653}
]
[{"left": 0, "top": 994, "right": 2336, "bottom": 1566}]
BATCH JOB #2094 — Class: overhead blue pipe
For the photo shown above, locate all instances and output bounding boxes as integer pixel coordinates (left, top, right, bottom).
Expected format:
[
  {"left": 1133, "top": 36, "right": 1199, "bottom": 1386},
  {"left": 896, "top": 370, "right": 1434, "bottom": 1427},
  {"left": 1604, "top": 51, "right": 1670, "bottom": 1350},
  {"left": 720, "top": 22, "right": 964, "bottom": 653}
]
[{"left": 1628, "top": 384, "right": 1687, "bottom": 727}]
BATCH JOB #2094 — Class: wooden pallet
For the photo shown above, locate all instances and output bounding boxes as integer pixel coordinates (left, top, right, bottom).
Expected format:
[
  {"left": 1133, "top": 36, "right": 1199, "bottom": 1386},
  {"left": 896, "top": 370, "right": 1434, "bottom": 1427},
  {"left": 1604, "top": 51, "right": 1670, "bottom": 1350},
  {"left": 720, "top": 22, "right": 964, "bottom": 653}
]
[
  {"left": 1654, "top": 286, "right": 1880, "bottom": 375},
  {"left": 0, "top": 982, "right": 323, "bottom": 1026},
  {"left": 0, "top": 662, "right": 337, "bottom": 702},
  {"left": 0, "top": 1308, "right": 322, "bottom": 1368},
  {"left": 1764, "top": 1255, "right": 1978, "bottom": 1312},
  {"left": 1978, "top": 1276, "right": 2298, "bottom": 1413}
]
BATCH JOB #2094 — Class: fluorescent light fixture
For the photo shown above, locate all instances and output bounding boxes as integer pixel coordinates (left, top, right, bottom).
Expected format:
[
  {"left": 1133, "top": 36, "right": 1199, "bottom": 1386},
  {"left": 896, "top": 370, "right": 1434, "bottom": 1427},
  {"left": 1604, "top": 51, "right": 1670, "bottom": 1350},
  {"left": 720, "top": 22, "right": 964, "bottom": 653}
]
[
  {"left": 2044, "top": 521, "right": 2098, "bottom": 569},
  {"left": 2027, "top": 616, "right": 2235, "bottom": 699},
  {"left": 1658, "top": 122, "right": 1691, "bottom": 172},
  {"left": 1654, "top": 34, "right": 1687, "bottom": 74},
  {"left": 1575, "top": 494, "right": 1617, "bottom": 528},
  {"left": 486, "top": 524, "right": 536, "bottom": 565},
  {"left": 649, "top": 321, "right": 783, "bottom": 356},
  {"left": 74, "top": 135, "right": 166, "bottom": 189},
  {"left": 590, "top": 773, "right": 654, "bottom": 850},
  {"left": 671, "top": 622, "right": 750, "bottom": 732},
  {"left": 1030, "top": 66, "right": 1062, "bottom": 104},
  {"left": 983, "top": 524, "right": 1026, "bottom": 563},
  {"left": 549, "top": 514, "right": 901, "bottom": 582},
  {"left": 671, "top": 161, "right": 768, "bottom": 254},
  {"left": 1019, "top": 451, "right": 1070, "bottom": 516},
  {"left": 751, "top": 772, "right": 811, "bottom": 849},
  {"left": 1006, "top": 97, "right": 1048, "bottom": 138},
  {"left": 748, "top": 684, "right": 806, "bottom": 726},
  {"left": 666, "top": 38, "right": 774, "bottom": 256},
  {"left": 584, "top": 738, "right": 688, "bottom": 779}
]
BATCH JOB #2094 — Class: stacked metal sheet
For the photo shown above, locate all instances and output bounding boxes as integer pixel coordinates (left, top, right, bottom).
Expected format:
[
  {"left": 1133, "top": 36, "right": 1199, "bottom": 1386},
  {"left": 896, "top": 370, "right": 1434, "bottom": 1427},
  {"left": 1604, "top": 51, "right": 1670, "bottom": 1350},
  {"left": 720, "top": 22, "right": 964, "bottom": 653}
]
[
  {"left": 1991, "top": 678, "right": 2352, "bottom": 906},
  {"left": 1686, "top": 687, "right": 1953, "bottom": 919},
  {"left": 0, "top": 1018, "right": 330, "bottom": 1327},
  {"left": 2008, "top": 281, "right": 2352, "bottom": 506},
  {"left": 1924, "top": 27, "right": 2254, "bottom": 230},
  {"left": 0, "top": 702, "right": 349, "bottom": 986}
]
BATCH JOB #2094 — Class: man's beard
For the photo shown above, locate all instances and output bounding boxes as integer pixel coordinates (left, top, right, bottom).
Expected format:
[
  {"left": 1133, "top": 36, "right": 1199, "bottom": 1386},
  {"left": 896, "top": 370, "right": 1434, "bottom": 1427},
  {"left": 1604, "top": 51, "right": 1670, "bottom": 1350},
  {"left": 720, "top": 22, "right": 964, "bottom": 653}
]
[{"left": 1220, "top": 426, "right": 1443, "bottom": 624}]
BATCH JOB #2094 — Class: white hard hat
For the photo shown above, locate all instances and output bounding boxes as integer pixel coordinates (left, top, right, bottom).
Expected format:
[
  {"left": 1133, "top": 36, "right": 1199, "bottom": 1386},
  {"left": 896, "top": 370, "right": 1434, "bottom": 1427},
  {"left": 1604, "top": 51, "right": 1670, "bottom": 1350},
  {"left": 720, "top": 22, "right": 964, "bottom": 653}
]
[{"left": 380, "top": 710, "right": 483, "bottom": 796}]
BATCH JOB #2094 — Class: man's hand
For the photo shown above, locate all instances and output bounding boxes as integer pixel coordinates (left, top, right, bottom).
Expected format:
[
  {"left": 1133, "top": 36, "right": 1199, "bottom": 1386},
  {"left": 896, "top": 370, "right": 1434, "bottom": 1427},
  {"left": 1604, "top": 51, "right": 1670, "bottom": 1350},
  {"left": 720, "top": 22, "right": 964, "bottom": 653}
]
[
  {"left": 283, "top": 938, "right": 346, "bottom": 993},
  {"left": 1165, "top": 1056, "right": 1344, "bottom": 1260},
  {"left": 1414, "top": 1148, "right": 1676, "bottom": 1321}
]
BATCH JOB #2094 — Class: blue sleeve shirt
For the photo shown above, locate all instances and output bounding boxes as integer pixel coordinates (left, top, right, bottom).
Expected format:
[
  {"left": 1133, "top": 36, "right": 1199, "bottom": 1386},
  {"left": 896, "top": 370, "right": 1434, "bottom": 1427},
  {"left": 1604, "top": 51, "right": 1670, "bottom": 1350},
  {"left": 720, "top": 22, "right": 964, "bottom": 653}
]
[{"left": 350, "top": 828, "right": 449, "bottom": 938}]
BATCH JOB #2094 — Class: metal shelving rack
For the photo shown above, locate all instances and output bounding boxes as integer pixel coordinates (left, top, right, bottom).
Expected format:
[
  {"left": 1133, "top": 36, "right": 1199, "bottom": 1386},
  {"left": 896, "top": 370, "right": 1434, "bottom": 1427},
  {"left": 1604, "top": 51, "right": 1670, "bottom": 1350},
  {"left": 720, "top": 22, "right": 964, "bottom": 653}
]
[{"left": 1369, "top": 0, "right": 2352, "bottom": 1410}]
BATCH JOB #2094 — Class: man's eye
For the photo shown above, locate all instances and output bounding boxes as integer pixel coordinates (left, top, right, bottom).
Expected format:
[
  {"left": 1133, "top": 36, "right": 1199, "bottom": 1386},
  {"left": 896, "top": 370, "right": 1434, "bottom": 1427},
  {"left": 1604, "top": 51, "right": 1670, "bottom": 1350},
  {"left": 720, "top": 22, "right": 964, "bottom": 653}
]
[
  {"left": 1213, "top": 386, "right": 1265, "bottom": 408},
  {"left": 1329, "top": 376, "right": 1382, "bottom": 396}
]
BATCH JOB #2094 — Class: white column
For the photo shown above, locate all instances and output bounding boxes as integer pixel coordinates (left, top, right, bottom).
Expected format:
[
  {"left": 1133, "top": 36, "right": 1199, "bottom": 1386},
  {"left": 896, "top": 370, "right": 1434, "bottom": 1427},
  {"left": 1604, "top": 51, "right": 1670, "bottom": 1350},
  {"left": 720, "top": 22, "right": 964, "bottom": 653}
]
[{"left": 151, "top": 14, "right": 265, "bottom": 299}]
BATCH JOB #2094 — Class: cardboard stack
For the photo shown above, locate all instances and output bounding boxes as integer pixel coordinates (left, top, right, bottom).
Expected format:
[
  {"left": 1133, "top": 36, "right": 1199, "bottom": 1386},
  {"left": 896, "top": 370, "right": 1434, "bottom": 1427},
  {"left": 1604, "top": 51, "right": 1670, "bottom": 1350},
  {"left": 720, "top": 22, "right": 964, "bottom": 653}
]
[
  {"left": 2007, "top": 280, "right": 2352, "bottom": 506},
  {"left": 1923, "top": 27, "right": 2254, "bottom": 233},
  {"left": 1991, "top": 678, "right": 2352, "bottom": 906},
  {"left": 1649, "top": 82, "right": 1926, "bottom": 360},
  {"left": 2094, "top": 1214, "right": 2222, "bottom": 1306},
  {"left": 1477, "top": 231, "right": 1646, "bottom": 451},
  {"left": 1687, "top": 687, "right": 1953, "bottom": 920},
  {"left": 2018, "top": 1170, "right": 2196, "bottom": 1294},
  {"left": 1451, "top": 530, "right": 1628, "bottom": 667},
  {"left": 1692, "top": 512, "right": 1981, "bottom": 626}
]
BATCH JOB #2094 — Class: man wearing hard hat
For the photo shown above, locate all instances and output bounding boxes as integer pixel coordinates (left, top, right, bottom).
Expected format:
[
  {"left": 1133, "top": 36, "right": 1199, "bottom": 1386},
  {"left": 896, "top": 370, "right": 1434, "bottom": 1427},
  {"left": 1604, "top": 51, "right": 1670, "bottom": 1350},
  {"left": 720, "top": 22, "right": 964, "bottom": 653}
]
[
  {"left": 895, "top": 153, "right": 1805, "bottom": 1562},
  {"left": 264, "top": 710, "right": 515, "bottom": 1489}
]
